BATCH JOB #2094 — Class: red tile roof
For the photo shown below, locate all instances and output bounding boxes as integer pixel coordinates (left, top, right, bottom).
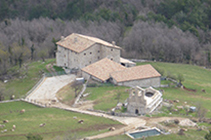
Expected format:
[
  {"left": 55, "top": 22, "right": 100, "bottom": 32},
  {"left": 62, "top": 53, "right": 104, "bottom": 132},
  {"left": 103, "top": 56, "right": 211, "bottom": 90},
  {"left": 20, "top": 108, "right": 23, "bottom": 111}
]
[
  {"left": 110, "top": 64, "right": 161, "bottom": 83},
  {"left": 56, "top": 33, "right": 121, "bottom": 53},
  {"left": 81, "top": 58, "right": 126, "bottom": 82}
]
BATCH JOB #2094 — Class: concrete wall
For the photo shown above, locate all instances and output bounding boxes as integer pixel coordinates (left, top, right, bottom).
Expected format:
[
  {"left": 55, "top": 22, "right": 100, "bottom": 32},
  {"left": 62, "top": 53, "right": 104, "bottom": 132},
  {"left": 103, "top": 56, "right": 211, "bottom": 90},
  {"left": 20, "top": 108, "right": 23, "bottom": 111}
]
[{"left": 112, "top": 77, "right": 161, "bottom": 88}]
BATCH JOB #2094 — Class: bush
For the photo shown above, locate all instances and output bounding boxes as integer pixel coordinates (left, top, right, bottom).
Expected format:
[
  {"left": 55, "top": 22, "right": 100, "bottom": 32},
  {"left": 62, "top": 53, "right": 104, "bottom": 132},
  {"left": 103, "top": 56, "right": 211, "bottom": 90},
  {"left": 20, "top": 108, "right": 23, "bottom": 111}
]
[{"left": 26, "top": 133, "right": 43, "bottom": 140}]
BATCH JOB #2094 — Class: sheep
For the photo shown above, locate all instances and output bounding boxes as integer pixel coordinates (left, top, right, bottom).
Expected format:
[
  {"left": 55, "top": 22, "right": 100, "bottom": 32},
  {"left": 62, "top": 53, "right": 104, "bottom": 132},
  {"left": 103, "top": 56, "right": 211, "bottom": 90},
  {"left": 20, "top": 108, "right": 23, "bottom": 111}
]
[
  {"left": 11, "top": 129, "right": 15, "bottom": 132},
  {"left": 108, "top": 127, "right": 115, "bottom": 131},
  {"left": 1, "top": 129, "right": 7, "bottom": 133},
  {"left": 13, "top": 125, "right": 16, "bottom": 129},
  {"left": 0, "top": 124, "right": 5, "bottom": 128},
  {"left": 39, "top": 123, "right": 46, "bottom": 127},
  {"left": 3, "top": 120, "right": 9, "bottom": 123},
  {"left": 20, "top": 109, "right": 25, "bottom": 114},
  {"left": 78, "top": 120, "right": 84, "bottom": 124}
]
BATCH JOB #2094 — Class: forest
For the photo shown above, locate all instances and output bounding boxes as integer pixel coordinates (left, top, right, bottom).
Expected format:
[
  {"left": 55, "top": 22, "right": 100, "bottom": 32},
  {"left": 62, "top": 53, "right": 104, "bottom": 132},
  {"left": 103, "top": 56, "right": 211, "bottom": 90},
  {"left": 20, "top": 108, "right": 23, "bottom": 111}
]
[{"left": 0, "top": 0, "right": 211, "bottom": 78}]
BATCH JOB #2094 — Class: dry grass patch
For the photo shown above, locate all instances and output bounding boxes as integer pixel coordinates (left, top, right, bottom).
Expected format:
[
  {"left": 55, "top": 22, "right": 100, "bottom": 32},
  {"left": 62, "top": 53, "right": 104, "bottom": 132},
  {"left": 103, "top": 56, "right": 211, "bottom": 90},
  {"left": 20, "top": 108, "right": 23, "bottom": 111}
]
[{"left": 56, "top": 83, "right": 75, "bottom": 106}]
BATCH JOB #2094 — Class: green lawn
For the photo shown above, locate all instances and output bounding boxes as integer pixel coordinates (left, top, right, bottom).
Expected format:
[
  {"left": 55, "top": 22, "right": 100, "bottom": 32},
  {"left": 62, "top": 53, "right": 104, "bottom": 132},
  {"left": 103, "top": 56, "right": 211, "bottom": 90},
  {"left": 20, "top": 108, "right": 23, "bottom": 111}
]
[
  {"left": 85, "top": 86, "right": 130, "bottom": 111},
  {"left": 4, "top": 59, "right": 56, "bottom": 100},
  {"left": 0, "top": 101, "right": 123, "bottom": 140}
]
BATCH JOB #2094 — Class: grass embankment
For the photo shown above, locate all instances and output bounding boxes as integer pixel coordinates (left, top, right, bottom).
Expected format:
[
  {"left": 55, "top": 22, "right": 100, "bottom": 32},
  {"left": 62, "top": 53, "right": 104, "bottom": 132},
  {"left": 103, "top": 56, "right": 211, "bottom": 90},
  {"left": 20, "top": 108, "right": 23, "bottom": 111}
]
[
  {"left": 56, "top": 83, "right": 76, "bottom": 106},
  {"left": 0, "top": 101, "right": 123, "bottom": 140},
  {"left": 4, "top": 59, "right": 64, "bottom": 100},
  {"left": 84, "top": 85, "right": 130, "bottom": 111}
]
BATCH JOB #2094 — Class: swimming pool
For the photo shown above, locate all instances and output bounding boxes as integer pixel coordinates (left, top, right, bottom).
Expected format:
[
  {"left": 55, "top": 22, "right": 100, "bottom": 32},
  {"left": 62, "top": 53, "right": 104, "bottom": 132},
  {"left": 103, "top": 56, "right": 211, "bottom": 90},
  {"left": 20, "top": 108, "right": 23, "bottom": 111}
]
[{"left": 127, "top": 127, "right": 161, "bottom": 139}]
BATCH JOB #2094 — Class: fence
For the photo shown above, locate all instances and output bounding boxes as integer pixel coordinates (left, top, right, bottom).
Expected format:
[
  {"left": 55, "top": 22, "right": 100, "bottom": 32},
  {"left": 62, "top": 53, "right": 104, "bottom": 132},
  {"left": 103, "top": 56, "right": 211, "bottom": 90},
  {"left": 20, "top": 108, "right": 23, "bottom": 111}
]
[
  {"left": 45, "top": 71, "right": 67, "bottom": 77},
  {"left": 24, "top": 75, "right": 46, "bottom": 98},
  {"left": 0, "top": 99, "right": 21, "bottom": 104}
]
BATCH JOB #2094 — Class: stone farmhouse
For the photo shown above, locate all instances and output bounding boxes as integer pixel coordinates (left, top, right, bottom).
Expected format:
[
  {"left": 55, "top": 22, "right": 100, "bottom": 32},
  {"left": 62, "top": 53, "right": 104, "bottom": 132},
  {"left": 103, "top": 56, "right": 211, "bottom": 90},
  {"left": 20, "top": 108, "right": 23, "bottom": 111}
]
[
  {"left": 56, "top": 33, "right": 161, "bottom": 87},
  {"left": 127, "top": 86, "right": 163, "bottom": 115},
  {"left": 56, "top": 33, "right": 121, "bottom": 69}
]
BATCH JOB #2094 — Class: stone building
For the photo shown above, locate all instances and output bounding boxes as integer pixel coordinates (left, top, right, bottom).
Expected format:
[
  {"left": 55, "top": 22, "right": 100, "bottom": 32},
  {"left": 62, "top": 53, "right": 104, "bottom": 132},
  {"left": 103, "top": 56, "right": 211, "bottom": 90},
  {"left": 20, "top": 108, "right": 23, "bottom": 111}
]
[
  {"left": 56, "top": 33, "right": 121, "bottom": 69},
  {"left": 110, "top": 64, "right": 161, "bottom": 87},
  {"left": 82, "top": 58, "right": 126, "bottom": 82},
  {"left": 127, "top": 86, "right": 162, "bottom": 115}
]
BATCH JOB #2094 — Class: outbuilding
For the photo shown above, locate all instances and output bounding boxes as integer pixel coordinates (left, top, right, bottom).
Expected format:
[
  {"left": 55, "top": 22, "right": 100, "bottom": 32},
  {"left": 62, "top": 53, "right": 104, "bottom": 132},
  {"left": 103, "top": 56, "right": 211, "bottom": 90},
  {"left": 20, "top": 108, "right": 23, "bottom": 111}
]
[{"left": 110, "top": 64, "right": 161, "bottom": 87}]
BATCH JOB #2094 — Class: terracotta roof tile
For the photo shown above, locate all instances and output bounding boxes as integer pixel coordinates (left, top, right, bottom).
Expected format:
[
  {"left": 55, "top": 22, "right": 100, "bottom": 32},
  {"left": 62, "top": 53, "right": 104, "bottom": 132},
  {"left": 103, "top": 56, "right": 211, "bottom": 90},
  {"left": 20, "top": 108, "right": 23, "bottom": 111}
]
[
  {"left": 111, "top": 64, "right": 161, "bottom": 83},
  {"left": 56, "top": 33, "right": 121, "bottom": 53},
  {"left": 81, "top": 58, "right": 126, "bottom": 82}
]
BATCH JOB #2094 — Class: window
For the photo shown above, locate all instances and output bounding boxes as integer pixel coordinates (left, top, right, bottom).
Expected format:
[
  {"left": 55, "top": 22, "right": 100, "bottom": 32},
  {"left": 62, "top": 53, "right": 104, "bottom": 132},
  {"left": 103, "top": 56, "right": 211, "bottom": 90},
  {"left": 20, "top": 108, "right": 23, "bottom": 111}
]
[
  {"left": 64, "top": 54, "right": 66, "bottom": 57},
  {"left": 84, "top": 53, "right": 86, "bottom": 55},
  {"left": 98, "top": 56, "right": 100, "bottom": 60},
  {"left": 89, "top": 61, "right": 91, "bottom": 64},
  {"left": 90, "top": 52, "right": 92, "bottom": 54},
  {"left": 111, "top": 49, "right": 113, "bottom": 51},
  {"left": 111, "top": 58, "right": 113, "bottom": 60},
  {"left": 98, "top": 50, "right": 100, "bottom": 53}
]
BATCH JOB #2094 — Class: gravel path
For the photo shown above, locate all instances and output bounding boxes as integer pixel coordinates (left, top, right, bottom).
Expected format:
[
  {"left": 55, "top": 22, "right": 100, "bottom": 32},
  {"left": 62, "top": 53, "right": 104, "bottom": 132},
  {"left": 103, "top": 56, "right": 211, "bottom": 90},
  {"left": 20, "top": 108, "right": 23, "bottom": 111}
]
[{"left": 26, "top": 75, "right": 76, "bottom": 103}]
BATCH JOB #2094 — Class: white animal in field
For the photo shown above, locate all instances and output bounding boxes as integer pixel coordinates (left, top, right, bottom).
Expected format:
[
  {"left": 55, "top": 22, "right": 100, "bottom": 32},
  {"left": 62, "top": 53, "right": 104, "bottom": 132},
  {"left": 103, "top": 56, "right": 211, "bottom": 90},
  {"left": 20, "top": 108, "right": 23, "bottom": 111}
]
[
  {"left": 20, "top": 109, "right": 25, "bottom": 114},
  {"left": 39, "top": 123, "right": 46, "bottom": 127}
]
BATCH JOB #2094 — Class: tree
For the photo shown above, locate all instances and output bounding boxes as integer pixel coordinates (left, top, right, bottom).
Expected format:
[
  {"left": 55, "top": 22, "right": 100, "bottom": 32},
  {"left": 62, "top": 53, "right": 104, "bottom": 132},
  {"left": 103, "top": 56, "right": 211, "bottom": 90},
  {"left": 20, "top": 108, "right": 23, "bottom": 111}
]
[
  {"left": 196, "top": 103, "right": 207, "bottom": 121},
  {"left": 205, "top": 130, "right": 211, "bottom": 140},
  {"left": 0, "top": 47, "right": 9, "bottom": 75},
  {"left": 177, "top": 73, "right": 185, "bottom": 85},
  {"left": 116, "top": 91, "right": 121, "bottom": 104},
  {"left": 0, "top": 82, "right": 5, "bottom": 101},
  {"left": 31, "top": 44, "right": 35, "bottom": 60},
  {"left": 11, "top": 43, "right": 30, "bottom": 68},
  {"left": 26, "top": 133, "right": 43, "bottom": 140},
  {"left": 37, "top": 49, "right": 48, "bottom": 62},
  {"left": 71, "top": 80, "right": 83, "bottom": 98}
]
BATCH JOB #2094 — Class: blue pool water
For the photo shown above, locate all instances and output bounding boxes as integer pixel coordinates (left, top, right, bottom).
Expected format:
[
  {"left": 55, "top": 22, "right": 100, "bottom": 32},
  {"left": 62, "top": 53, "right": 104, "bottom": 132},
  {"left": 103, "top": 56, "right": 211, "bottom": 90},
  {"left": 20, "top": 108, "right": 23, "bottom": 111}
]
[{"left": 129, "top": 128, "right": 161, "bottom": 139}]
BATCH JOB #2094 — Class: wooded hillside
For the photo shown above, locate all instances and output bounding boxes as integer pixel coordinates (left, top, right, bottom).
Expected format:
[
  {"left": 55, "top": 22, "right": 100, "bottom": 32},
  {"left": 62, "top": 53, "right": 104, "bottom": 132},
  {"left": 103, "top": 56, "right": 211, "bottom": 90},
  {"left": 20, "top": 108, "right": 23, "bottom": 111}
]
[{"left": 0, "top": 0, "right": 211, "bottom": 77}]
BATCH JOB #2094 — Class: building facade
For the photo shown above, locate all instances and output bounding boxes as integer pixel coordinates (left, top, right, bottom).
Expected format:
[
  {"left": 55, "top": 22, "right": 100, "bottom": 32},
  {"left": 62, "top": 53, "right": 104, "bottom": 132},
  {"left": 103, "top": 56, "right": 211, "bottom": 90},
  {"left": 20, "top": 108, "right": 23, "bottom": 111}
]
[
  {"left": 56, "top": 33, "right": 121, "bottom": 69},
  {"left": 127, "top": 86, "right": 163, "bottom": 115}
]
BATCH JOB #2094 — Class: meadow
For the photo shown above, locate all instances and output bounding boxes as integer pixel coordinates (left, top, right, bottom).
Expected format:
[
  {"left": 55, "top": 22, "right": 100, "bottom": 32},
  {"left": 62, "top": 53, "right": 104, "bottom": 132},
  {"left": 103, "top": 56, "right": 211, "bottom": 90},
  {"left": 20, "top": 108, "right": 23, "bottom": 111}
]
[
  {"left": 0, "top": 101, "right": 123, "bottom": 140},
  {"left": 2, "top": 60, "right": 211, "bottom": 139}
]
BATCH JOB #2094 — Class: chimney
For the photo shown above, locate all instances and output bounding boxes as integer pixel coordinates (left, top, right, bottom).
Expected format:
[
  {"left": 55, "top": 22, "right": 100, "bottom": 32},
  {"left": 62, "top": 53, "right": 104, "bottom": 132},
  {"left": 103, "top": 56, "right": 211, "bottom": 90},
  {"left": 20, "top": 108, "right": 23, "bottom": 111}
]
[
  {"left": 74, "top": 37, "right": 78, "bottom": 43},
  {"left": 112, "top": 41, "right": 115, "bottom": 46},
  {"left": 61, "top": 36, "right": 64, "bottom": 41}
]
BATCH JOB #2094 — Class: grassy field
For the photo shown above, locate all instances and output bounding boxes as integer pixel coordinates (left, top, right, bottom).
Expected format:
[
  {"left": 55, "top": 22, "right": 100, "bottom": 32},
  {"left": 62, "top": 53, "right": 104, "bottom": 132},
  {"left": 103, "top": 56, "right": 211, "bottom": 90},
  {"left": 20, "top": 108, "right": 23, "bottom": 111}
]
[
  {"left": 4, "top": 59, "right": 56, "bottom": 100},
  {"left": 84, "top": 85, "right": 130, "bottom": 111},
  {"left": 0, "top": 101, "right": 123, "bottom": 140}
]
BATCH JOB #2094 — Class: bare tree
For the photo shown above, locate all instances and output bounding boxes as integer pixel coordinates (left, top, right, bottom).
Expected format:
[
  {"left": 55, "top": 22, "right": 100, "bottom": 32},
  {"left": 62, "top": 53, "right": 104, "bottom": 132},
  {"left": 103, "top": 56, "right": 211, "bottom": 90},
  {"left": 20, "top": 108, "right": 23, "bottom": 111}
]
[
  {"left": 0, "top": 82, "right": 5, "bottom": 101},
  {"left": 71, "top": 80, "right": 83, "bottom": 98}
]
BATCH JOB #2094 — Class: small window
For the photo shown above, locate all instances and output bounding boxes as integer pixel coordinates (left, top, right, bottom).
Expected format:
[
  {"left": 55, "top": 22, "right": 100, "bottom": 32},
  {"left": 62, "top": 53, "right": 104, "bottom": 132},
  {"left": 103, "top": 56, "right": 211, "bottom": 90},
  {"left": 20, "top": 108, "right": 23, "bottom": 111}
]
[
  {"left": 98, "top": 56, "right": 100, "bottom": 60},
  {"left": 98, "top": 50, "right": 100, "bottom": 53},
  {"left": 111, "top": 49, "right": 113, "bottom": 51},
  {"left": 84, "top": 53, "right": 86, "bottom": 55},
  {"left": 64, "top": 63, "right": 66, "bottom": 66},
  {"left": 64, "top": 54, "right": 66, "bottom": 57},
  {"left": 90, "top": 52, "right": 92, "bottom": 54},
  {"left": 111, "top": 58, "right": 113, "bottom": 60},
  {"left": 89, "top": 61, "right": 91, "bottom": 64}
]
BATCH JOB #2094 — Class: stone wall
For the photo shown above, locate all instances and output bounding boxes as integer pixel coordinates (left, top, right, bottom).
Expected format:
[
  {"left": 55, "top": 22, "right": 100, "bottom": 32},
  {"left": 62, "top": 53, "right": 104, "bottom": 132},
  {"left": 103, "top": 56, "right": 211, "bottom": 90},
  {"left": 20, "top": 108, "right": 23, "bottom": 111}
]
[
  {"left": 56, "top": 43, "right": 121, "bottom": 69},
  {"left": 114, "top": 77, "right": 160, "bottom": 88}
]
